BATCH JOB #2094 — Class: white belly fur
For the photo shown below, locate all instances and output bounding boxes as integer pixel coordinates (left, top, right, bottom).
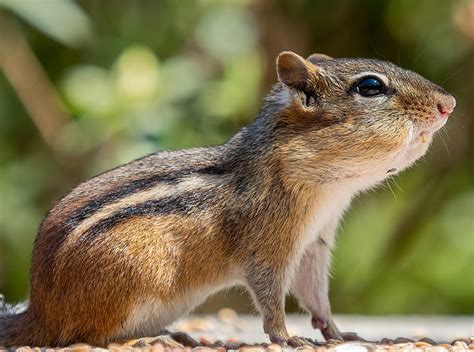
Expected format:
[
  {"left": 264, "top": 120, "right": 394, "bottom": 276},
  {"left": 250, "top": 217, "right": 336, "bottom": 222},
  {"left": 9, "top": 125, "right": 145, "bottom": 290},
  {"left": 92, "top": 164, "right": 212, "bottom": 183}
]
[{"left": 285, "top": 184, "right": 354, "bottom": 290}]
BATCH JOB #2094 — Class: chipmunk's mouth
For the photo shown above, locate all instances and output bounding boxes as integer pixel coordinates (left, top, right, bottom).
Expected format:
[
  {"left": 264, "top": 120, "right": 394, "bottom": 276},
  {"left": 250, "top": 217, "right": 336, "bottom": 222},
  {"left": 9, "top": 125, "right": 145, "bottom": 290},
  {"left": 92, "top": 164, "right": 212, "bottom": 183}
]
[{"left": 411, "top": 114, "right": 448, "bottom": 146}]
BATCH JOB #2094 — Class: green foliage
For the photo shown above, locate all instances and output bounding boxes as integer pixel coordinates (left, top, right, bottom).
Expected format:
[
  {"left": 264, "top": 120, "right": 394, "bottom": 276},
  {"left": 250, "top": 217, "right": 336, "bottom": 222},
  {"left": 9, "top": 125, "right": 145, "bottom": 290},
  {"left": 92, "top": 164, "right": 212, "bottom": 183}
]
[
  {"left": 0, "top": 0, "right": 472, "bottom": 314},
  {"left": 0, "top": 0, "right": 92, "bottom": 46}
]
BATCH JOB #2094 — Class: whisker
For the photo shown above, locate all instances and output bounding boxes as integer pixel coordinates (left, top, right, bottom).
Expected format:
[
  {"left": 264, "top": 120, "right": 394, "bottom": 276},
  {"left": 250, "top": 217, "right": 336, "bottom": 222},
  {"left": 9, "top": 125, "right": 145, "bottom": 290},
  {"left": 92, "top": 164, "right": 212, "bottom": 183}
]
[
  {"left": 369, "top": 40, "right": 385, "bottom": 60},
  {"left": 438, "top": 131, "right": 452, "bottom": 160},
  {"left": 385, "top": 178, "right": 397, "bottom": 198},
  {"left": 440, "top": 68, "right": 464, "bottom": 85},
  {"left": 440, "top": 126, "right": 452, "bottom": 144},
  {"left": 390, "top": 176, "right": 403, "bottom": 193}
]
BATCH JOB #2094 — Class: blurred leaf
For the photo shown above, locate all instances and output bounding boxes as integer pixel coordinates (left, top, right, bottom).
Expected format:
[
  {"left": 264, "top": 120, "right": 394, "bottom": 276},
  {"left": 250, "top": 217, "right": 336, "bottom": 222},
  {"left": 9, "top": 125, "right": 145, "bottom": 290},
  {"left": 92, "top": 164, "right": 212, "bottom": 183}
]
[
  {"left": 199, "top": 52, "right": 263, "bottom": 119},
  {"left": 113, "top": 45, "right": 160, "bottom": 104},
  {"left": 0, "top": 0, "right": 92, "bottom": 47},
  {"left": 61, "top": 65, "right": 117, "bottom": 117},
  {"left": 159, "top": 56, "right": 207, "bottom": 103},
  {"left": 195, "top": 5, "right": 258, "bottom": 62}
]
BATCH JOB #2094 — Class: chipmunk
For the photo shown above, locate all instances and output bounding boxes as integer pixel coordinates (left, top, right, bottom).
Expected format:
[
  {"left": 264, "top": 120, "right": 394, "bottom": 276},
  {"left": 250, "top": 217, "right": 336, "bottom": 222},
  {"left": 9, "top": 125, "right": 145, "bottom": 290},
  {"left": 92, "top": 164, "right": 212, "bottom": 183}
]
[{"left": 0, "top": 51, "right": 456, "bottom": 348}]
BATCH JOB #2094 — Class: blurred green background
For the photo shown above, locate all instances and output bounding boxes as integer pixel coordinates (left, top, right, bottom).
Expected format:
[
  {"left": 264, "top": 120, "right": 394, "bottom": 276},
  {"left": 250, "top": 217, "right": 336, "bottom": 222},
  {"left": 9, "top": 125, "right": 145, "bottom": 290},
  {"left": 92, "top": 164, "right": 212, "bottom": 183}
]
[{"left": 0, "top": 0, "right": 472, "bottom": 315}]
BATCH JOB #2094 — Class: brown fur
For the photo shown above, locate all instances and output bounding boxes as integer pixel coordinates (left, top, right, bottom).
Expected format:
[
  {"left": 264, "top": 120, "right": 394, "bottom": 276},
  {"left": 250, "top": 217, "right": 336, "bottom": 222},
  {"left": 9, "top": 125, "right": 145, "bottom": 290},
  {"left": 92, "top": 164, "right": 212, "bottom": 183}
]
[{"left": 0, "top": 51, "right": 455, "bottom": 347}]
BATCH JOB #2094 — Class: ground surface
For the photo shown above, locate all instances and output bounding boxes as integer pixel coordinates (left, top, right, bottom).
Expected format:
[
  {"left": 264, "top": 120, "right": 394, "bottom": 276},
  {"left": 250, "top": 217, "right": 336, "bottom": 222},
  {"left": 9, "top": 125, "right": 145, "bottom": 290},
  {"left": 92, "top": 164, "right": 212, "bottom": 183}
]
[{"left": 2, "top": 312, "right": 473, "bottom": 351}]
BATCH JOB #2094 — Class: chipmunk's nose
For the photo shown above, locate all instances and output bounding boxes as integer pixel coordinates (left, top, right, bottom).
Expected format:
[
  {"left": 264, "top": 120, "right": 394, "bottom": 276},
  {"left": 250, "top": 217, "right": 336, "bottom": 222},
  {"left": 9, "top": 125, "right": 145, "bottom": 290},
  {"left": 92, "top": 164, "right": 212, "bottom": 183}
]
[{"left": 436, "top": 94, "right": 456, "bottom": 118}]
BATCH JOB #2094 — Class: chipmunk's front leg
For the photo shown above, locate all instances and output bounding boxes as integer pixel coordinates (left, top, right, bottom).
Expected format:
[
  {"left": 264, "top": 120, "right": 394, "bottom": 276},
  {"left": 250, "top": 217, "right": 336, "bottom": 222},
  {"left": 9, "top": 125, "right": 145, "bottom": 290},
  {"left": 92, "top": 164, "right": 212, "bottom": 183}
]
[
  {"left": 246, "top": 264, "right": 316, "bottom": 347},
  {"left": 291, "top": 222, "right": 363, "bottom": 342}
]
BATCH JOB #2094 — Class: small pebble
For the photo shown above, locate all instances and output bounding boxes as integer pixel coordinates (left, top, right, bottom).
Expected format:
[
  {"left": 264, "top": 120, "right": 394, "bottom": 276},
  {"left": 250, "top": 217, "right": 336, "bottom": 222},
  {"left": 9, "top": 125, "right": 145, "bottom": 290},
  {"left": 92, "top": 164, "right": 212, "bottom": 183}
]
[
  {"left": 452, "top": 338, "right": 471, "bottom": 346},
  {"left": 418, "top": 337, "right": 436, "bottom": 345},
  {"left": 452, "top": 339, "right": 471, "bottom": 348},
  {"left": 199, "top": 336, "right": 213, "bottom": 346},
  {"left": 238, "top": 347, "right": 266, "bottom": 352},
  {"left": 380, "top": 338, "right": 393, "bottom": 345},
  {"left": 266, "top": 343, "right": 282, "bottom": 352},
  {"left": 107, "top": 344, "right": 123, "bottom": 352},
  {"left": 224, "top": 340, "right": 243, "bottom": 350},
  {"left": 449, "top": 347, "right": 466, "bottom": 352},
  {"left": 66, "top": 344, "right": 91, "bottom": 352},
  {"left": 335, "top": 342, "right": 373, "bottom": 351},
  {"left": 453, "top": 340, "right": 469, "bottom": 349},
  {"left": 150, "top": 344, "right": 165, "bottom": 352},
  {"left": 374, "top": 346, "right": 390, "bottom": 352},
  {"left": 415, "top": 341, "right": 432, "bottom": 348},
  {"left": 393, "top": 337, "right": 415, "bottom": 344},
  {"left": 436, "top": 343, "right": 451, "bottom": 349},
  {"left": 425, "top": 347, "right": 448, "bottom": 352},
  {"left": 390, "top": 342, "right": 416, "bottom": 351},
  {"left": 315, "top": 348, "right": 330, "bottom": 352},
  {"left": 213, "top": 340, "right": 224, "bottom": 347},
  {"left": 15, "top": 348, "right": 33, "bottom": 352}
]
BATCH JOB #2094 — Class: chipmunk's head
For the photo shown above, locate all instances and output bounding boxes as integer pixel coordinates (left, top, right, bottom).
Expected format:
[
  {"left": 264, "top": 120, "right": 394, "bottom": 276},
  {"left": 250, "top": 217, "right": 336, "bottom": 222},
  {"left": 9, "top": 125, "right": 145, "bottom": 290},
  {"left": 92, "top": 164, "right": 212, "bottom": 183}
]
[{"left": 272, "top": 51, "right": 456, "bottom": 187}]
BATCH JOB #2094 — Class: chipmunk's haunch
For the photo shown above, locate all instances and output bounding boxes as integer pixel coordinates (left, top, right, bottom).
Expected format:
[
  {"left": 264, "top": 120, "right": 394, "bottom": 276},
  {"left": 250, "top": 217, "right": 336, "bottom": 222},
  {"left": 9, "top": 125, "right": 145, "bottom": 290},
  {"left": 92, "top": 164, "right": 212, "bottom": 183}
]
[{"left": 0, "top": 51, "right": 455, "bottom": 347}]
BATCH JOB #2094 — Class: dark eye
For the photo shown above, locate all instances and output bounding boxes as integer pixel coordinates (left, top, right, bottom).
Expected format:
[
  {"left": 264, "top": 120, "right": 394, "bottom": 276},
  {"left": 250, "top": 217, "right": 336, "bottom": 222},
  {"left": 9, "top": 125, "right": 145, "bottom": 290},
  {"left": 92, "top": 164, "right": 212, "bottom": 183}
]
[{"left": 356, "top": 76, "right": 386, "bottom": 97}]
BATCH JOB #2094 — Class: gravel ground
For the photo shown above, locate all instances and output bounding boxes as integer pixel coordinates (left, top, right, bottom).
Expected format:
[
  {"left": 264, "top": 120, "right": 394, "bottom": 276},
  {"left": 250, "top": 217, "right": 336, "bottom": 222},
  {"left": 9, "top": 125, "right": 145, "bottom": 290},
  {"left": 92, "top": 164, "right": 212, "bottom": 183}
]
[{"left": 2, "top": 311, "right": 473, "bottom": 351}]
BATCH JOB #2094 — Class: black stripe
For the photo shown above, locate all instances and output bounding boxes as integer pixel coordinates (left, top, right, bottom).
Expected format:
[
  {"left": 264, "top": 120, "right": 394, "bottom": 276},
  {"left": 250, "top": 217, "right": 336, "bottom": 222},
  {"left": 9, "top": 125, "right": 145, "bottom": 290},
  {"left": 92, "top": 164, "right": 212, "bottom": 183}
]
[
  {"left": 78, "top": 189, "right": 218, "bottom": 244},
  {"left": 66, "top": 174, "right": 180, "bottom": 228},
  {"left": 66, "top": 164, "right": 231, "bottom": 229}
]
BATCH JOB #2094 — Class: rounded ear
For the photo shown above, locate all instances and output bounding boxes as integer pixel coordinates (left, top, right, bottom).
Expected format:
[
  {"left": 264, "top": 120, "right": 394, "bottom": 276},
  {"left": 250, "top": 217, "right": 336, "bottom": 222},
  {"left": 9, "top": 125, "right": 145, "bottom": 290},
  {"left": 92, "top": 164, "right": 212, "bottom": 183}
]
[
  {"left": 306, "top": 53, "right": 333, "bottom": 65},
  {"left": 276, "top": 51, "right": 315, "bottom": 90}
]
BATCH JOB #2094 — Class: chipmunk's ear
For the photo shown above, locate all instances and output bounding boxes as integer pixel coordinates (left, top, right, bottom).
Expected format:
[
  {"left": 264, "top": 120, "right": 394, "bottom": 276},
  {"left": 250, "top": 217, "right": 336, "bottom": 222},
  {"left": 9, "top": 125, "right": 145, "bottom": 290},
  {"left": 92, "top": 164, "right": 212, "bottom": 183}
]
[
  {"left": 277, "top": 51, "right": 317, "bottom": 91},
  {"left": 306, "top": 53, "right": 333, "bottom": 65}
]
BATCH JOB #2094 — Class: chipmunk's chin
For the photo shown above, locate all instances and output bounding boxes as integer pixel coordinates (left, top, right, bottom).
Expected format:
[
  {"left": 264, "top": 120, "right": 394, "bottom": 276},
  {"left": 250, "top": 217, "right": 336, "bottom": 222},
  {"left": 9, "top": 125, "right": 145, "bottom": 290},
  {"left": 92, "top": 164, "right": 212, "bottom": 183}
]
[
  {"left": 410, "top": 114, "right": 448, "bottom": 147},
  {"left": 384, "top": 121, "right": 438, "bottom": 176}
]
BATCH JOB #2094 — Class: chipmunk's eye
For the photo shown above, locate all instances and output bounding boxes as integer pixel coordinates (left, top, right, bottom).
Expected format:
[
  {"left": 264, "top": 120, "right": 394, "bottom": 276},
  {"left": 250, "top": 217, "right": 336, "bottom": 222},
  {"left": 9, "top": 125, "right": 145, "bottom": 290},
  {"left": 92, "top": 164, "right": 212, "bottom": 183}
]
[{"left": 356, "top": 76, "right": 386, "bottom": 97}]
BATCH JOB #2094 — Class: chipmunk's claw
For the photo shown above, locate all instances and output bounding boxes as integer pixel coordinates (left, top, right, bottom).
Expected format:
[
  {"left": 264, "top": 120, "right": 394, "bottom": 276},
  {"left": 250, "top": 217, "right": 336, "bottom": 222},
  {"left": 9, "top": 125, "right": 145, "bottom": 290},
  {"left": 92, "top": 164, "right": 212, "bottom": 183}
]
[
  {"left": 287, "top": 336, "right": 319, "bottom": 347},
  {"left": 269, "top": 334, "right": 318, "bottom": 347},
  {"left": 269, "top": 333, "right": 287, "bottom": 346},
  {"left": 312, "top": 316, "right": 366, "bottom": 342}
]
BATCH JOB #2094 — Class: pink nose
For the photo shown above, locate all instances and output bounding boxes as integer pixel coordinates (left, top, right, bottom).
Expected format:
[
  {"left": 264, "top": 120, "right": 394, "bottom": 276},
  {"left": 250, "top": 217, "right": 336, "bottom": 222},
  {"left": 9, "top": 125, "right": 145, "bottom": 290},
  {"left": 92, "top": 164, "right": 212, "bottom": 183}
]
[{"left": 437, "top": 95, "right": 456, "bottom": 117}]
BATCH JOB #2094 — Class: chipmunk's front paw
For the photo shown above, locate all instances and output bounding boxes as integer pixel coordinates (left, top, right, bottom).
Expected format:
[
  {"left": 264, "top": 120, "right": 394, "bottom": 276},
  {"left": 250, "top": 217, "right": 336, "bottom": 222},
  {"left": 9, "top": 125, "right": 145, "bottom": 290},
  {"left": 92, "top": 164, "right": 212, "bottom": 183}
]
[
  {"left": 269, "top": 333, "right": 317, "bottom": 347},
  {"left": 311, "top": 316, "right": 365, "bottom": 342},
  {"left": 287, "top": 336, "right": 319, "bottom": 347},
  {"left": 269, "top": 333, "right": 288, "bottom": 346}
]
